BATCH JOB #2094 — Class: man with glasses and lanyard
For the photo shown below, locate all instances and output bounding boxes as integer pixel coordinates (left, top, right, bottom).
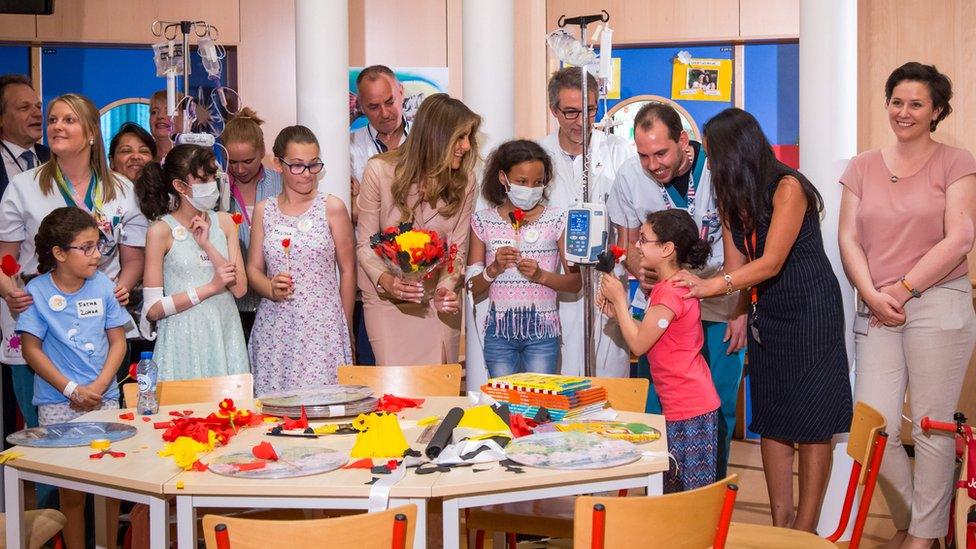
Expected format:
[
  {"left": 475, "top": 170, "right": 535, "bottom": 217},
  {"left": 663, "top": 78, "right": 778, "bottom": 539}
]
[
  {"left": 0, "top": 75, "right": 48, "bottom": 199},
  {"left": 606, "top": 102, "right": 747, "bottom": 479},
  {"left": 539, "top": 66, "right": 635, "bottom": 378},
  {"left": 349, "top": 65, "right": 409, "bottom": 365}
]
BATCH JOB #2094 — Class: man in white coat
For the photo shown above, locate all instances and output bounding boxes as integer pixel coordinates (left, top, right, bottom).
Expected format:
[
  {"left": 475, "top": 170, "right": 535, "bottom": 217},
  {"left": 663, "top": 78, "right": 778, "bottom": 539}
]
[
  {"left": 606, "top": 102, "right": 746, "bottom": 478},
  {"left": 539, "top": 67, "right": 635, "bottom": 378}
]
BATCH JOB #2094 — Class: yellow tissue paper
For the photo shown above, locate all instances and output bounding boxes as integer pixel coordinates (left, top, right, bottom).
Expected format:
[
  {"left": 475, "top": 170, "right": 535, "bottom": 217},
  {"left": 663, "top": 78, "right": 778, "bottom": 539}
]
[
  {"left": 417, "top": 416, "right": 440, "bottom": 426},
  {"left": 0, "top": 451, "right": 22, "bottom": 464},
  {"left": 349, "top": 413, "right": 409, "bottom": 458},
  {"left": 158, "top": 434, "right": 215, "bottom": 470},
  {"left": 313, "top": 424, "right": 339, "bottom": 435},
  {"left": 458, "top": 405, "right": 512, "bottom": 436}
]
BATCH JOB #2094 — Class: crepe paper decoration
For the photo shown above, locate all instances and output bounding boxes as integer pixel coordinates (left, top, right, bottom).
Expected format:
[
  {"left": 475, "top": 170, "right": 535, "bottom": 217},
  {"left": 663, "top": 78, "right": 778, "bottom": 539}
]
[
  {"left": 349, "top": 412, "right": 410, "bottom": 458},
  {"left": 154, "top": 421, "right": 173, "bottom": 429},
  {"left": 0, "top": 451, "right": 22, "bottom": 464},
  {"left": 263, "top": 416, "right": 280, "bottom": 423},
  {"left": 235, "top": 461, "right": 267, "bottom": 472},
  {"left": 142, "top": 416, "right": 152, "bottom": 422},
  {"left": 343, "top": 458, "right": 374, "bottom": 469},
  {"left": 251, "top": 441, "right": 279, "bottom": 461},
  {"left": 610, "top": 245, "right": 626, "bottom": 261},
  {"left": 231, "top": 212, "right": 244, "bottom": 225},
  {"left": 158, "top": 435, "right": 215, "bottom": 470},
  {"left": 368, "top": 223, "right": 454, "bottom": 280},
  {"left": 169, "top": 410, "right": 194, "bottom": 418},
  {"left": 595, "top": 245, "right": 627, "bottom": 274},
  {"left": 280, "top": 406, "right": 309, "bottom": 430},
  {"left": 89, "top": 449, "right": 126, "bottom": 459},
  {"left": 191, "top": 460, "right": 208, "bottom": 472},
  {"left": 114, "top": 362, "right": 140, "bottom": 390},
  {"left": 1, "top": 254, "right": 21, "bottom": 277},
  {"left": 508, "top": 413, "right": 538, "bottom": 438},
  {"left": 281, "top": 238, "right": 292, "bottom": 272},
  {"left": 457, "top": 405, "right": 513, "bottom": 437},
  {"left": 386, "top": 459, "right": 400, "bottom": 470},
  {"left": 118, "top": 412, "right": 135, "bottom": 421},
  {"left": 417, "top": 416, "right": 439, "bottom": 426},
  {"left": 375, "top": 394, "right": 425, "bottom": 413}
]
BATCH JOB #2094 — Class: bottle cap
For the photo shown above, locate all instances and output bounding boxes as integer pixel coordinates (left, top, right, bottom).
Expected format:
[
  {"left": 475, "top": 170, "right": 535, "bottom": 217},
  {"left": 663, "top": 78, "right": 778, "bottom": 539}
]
[{"left": 140, "top": 351, "right": 153, "bottom": 360}]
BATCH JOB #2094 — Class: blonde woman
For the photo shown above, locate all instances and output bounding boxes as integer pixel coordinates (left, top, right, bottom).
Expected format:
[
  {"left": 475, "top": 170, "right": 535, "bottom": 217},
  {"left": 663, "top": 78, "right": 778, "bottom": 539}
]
[{"left": 356, "top": 93, "right": 480, "bottom": 364}]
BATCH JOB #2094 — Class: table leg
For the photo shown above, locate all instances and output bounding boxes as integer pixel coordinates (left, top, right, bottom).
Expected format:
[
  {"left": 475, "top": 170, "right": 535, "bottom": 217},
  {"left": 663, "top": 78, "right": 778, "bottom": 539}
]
[
  {"left": 442, "top": 497, "right": 460, "bottom": 549},
  {"left": 4, "top": 466, "right": 24, "bottom": 549},
  {"left": 647, "top": 471, "right": 663, "bottom": 496},
  {"left": 94, "top": 494, "right": 108, "bottom": 549},
  {"left": 176, "top": 495, "right": 196, "bottom": 549},
  {"left": 410, "top": 498, "right": 427, "bottom": 549},
  {"left": 149, "top": 496, "right": 170, "bottom": 549}
]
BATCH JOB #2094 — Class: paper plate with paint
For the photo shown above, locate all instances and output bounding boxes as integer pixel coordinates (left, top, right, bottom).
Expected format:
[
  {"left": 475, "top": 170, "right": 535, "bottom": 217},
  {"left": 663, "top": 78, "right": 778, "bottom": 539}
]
[
  {"left": 260, "top": 385, "right": 373, "bottom": 408},
  {"left": 504, "top": 431, "right": 642, "bottom": 470},
  {"left": 207, "top": 446, "right": 348, "bottom": 479},
  {"left": 7, "top": 422, "right": 138, "bottom": 448}
]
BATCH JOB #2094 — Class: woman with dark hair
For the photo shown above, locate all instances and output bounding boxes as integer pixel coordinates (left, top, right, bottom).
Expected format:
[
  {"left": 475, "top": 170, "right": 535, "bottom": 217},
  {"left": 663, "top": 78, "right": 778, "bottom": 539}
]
[
  {"left": 355, "top": 93, "right": 480, "bottom": 365},
  {"left": 673, "top": 108, "right": 852, "bottom": 532},
  {"left": 839, "top": 62, "right": 976, "bottom": 549},
  {"left": 109, "top": 122, "right": 156, "bottom": 183}
]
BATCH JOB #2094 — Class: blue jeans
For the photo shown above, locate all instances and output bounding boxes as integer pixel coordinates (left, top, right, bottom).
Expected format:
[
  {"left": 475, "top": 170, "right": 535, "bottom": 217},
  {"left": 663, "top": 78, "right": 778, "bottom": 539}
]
[{"left": 482, "top": 318, "right": 559, "bottom": 378}]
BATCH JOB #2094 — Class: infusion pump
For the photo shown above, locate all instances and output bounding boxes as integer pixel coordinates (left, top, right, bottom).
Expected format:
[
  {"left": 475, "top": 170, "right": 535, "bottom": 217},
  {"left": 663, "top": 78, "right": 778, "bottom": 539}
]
[{"left": 564, "top": 202, "right": 608, "bottom": 265}]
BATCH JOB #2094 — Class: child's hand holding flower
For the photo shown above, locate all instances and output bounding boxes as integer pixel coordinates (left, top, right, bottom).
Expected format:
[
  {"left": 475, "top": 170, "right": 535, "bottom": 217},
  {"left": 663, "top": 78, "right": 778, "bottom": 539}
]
[{"left": 270, "top": 272, "right": 294, "bottom": 301}]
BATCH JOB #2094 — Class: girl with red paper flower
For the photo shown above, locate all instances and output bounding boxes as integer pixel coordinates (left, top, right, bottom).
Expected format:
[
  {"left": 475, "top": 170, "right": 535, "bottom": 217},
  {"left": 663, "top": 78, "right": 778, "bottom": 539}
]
[
  {"left": 246, "top": 126, "right": 354, "bottom": 395},
  {"left": 16, "top": 208, "right": 133, "bottom": 548},
  {"left": 467, "top": 140, "right": 580, "bottom": 376},
  {"left": 137, "top": 145, "right": 249, "bottom": 381},
  {"left": 355, "top": 94, "right": 479, "bottom": 365}
]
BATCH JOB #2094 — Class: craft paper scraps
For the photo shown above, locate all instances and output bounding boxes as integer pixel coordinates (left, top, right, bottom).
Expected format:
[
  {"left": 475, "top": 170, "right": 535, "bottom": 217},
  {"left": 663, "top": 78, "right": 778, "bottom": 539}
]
[
  {"left": 375, "top": 394, "right": 425, "bottom": 413},
  {"left": 349, "top": 412, "right": 409, "bottom": 458}
]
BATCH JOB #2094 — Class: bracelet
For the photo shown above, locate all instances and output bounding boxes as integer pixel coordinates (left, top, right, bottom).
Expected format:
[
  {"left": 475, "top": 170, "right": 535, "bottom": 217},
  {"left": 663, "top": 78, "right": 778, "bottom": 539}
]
[
  {"left": 482, "top": 268, "right": 496, "bottom": 283},
  {"left": 900, "top": 276, "right": 921, "bottom": 299},
  {"left": 187, "top": 287, "right": 201, "bottom": 306},
  {"left": 62, "top": 381, "right": 78, "bottom": 398},
  {"left": 723, "top": 272, "right": 734, "bottom": 295}
]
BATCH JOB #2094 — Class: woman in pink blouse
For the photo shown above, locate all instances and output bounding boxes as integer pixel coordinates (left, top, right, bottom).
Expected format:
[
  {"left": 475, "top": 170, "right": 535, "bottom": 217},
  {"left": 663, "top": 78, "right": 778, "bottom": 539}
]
[{"left": 839, "top": 62, "right": 976, "bottom": 549}]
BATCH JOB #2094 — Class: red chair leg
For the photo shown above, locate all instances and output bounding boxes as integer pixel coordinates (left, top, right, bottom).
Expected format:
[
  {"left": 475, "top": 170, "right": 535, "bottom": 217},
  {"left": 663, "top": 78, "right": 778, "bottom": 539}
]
[
  {"left": 474, "top": 529, "right": 485, "bottom": 549},
  {"left": 826, "top": 461, "right": 862, "bottom": 542},
  {"left": 591, "top": 503, "right": 606, "bottom": 549},
  {"left": 214, "top": 523, "right": 231, "bottom": 549},
  {"left": 53, "top": 532, "right": 66, "bottom": 549},
  {"left": 850, "top": 432, "right": 888, "bottom": 549},
  {"left": 714, "top": 483, "right": 739, "bottom": 549},
  {"left": 391, "top": 513, "right": 408, "bottom": 549},
  {"left": 506, "top": 532, "right": 517, "bottom": 549},
  {"left": 616, "top": 489, "right": 628, "bottom": 497}
]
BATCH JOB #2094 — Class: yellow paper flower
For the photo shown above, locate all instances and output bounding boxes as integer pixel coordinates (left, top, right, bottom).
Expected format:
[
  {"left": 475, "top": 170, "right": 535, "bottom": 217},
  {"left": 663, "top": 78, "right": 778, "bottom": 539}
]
[
  {"left": 158, "top": 435, "right": 211, "bottom": 470},
  {"left": 394, "top": 231, "right": 432, "bottom": 254}
]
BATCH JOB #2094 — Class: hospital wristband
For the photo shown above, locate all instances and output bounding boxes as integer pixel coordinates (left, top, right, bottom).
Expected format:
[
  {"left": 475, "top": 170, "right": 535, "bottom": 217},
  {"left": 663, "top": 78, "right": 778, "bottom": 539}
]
[
  {"left": 187, "top": 287, "right": 201, "bottom": 306},
  {"left": 62, "top": 381, "right": 78, "bottom": 398},
  {"left": 482, "top": 269, "right": 496, "bottom": 283}
]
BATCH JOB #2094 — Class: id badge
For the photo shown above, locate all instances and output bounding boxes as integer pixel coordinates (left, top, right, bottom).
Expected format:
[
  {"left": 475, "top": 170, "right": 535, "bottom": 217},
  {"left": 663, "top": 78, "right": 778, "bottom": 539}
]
[
  {"left": 853, "top": 302, "right": 870, "bottom": 335},
  {"left": 749, "top": 305, "right": 762, "bottom": 345}
]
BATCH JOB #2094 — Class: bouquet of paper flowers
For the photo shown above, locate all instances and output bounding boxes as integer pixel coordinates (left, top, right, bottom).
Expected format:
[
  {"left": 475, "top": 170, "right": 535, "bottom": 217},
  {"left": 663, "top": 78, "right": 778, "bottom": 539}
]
[{"left": 369, "top": 222, "right": 458, "bottom": 281}]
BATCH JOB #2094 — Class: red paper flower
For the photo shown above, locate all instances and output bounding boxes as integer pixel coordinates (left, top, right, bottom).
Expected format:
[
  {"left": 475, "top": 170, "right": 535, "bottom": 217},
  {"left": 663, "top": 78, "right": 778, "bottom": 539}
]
[
  {"left": 1, "top": 254, "right": 20, "bottom": 277},
  {"left": 512, "top": 209, "right": 526, "bottom": 223},
  {"left": 128, "top": 363, "right": 138, "bottom": 379},
  {"left": 281, "top": 238, "right": 291, "bottom": 250},
  {"left": 231, "top": 212, "right": 244, "bottom": 225},
  {"left": 218, "top": 398, "right": 236, "bottom": 414},
  {"left": 190, "top": 460, "right": 208, "bottom": 472},
  {"left": 386, "top": 459, "right": 400, "bottom": 471},
  {"left": 610, "top": 245, "right": 626, "bottom": 261},
  {"left": 118, "top": 412, "right": 135, "bottom": 421},
  {"left": 252, "top": 441, "right": 279, "bottom": 461}
]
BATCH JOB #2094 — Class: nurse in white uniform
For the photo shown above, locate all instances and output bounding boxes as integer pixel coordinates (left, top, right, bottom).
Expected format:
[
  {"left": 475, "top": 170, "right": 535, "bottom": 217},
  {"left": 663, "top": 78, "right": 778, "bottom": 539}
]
[{"left": 539, "top": 67, "right": 635, "bottom": 377}]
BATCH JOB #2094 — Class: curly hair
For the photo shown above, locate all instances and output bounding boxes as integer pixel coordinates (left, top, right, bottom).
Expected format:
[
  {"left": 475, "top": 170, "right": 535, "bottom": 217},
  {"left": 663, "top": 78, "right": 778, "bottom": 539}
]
[{"left": 35, "top": 207, "right": 99, "bottom": 274}]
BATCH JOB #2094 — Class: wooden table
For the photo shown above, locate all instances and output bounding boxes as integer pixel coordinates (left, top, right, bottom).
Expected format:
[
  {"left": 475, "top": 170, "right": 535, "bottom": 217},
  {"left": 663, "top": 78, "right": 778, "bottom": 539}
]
[
  {"left": 4, "top": 397, "right": 669, "bottom": 549},
  {"left": 3, "top": 406, "right": 174, "bottom": 549}
]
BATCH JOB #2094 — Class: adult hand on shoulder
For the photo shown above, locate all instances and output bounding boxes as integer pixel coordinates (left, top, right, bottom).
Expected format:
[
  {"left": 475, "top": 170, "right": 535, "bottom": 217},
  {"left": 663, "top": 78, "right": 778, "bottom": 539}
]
[
  {"left": 671, "top": 270, "right": 715, "bottom": 299},
  {"left": 4, "top": 289, "right": 33, "bottom": 313},
  {"left": 432, "top": 287, "right": 459, "bottom": 314},
  {"left": 864, "top": 288, "right": 905, "bottom": 327},
  {"left": 724, "top": 312, "right": 748, "bottom": 354}
]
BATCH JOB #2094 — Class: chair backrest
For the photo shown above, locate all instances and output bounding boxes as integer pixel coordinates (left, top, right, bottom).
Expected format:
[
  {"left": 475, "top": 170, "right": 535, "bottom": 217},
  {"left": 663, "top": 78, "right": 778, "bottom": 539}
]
[
  {"left": 574, "top": 475, "right": 739, "bottom": 549},
  {"left": 202, "top": 504, "right": 417, "bottom": 549},
  {"left": 122, "top": 373, "right": 254, "bottom": 407},
  {"left": 585, "top": 376, "right": 649, "bottom": 413},
  {"left": 338, "top": 364, "right": 462, "bottom": 397},
  {"left": 847, "top": 401, "right": 887, "bottom": 484}
]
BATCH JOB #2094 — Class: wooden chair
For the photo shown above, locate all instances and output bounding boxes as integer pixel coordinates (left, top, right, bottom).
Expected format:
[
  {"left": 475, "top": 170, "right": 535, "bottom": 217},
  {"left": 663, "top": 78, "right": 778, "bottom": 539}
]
[
  {"left": 203, "top": 504, "right": 417, "bottom": 549},
  {"left": 466, "top": 376, "right": 650, "bottom": 548},
  {"left": 575, "top": 475, "right": 739, "bottom": 548},
  {"left": 726, "top": 401, "right": 888, "bottom": 549},
  {"left": 0, "top": 509, "right": 68, "bottom": 549},
  {"left": 122, "top": 373, "right": 253, "bottom": 407},
  {"left": 338, "top": 364, "right": 462, "bottom": 397}
]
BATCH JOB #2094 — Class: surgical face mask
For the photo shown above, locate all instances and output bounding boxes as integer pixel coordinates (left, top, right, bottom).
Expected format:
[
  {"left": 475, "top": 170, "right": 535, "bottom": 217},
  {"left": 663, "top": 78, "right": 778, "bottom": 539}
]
[
  {"left": 504, "top": 176, "right": 545, "bottom": 210},
  {"left": 183, "top": 180, "right": 219, "bottom": 211}
]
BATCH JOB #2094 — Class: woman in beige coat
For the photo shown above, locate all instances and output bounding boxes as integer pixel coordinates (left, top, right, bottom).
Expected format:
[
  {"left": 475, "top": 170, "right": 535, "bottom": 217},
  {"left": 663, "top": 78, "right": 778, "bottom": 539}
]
[{"left": 356, "top": 94, "right": 481, "bottom": 365}]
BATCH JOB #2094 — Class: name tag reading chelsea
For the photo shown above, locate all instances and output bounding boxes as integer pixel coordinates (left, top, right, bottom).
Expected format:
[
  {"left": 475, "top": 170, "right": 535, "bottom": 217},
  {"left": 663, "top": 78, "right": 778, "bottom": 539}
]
[{"left": 76, "top": 298, "right": 104, "bottom": 318}]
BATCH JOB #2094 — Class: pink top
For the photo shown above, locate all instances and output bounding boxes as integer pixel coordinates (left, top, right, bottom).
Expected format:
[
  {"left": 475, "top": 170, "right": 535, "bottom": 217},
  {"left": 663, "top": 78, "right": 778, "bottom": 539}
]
[
  {"left": 645, "top": 281, "right": 720, "bottom": 422},
  {"left": 840, "top": 144, "right": 976, "bottom": 288}
]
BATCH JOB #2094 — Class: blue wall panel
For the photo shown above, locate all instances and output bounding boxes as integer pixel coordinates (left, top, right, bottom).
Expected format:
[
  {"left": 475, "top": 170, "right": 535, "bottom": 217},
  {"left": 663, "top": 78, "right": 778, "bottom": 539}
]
[
  {"left": 743, "top": 42, "right": 799, "bottom": 145},
  {"left": 0, "top": 45, "right": 30, "bottom": 78}
]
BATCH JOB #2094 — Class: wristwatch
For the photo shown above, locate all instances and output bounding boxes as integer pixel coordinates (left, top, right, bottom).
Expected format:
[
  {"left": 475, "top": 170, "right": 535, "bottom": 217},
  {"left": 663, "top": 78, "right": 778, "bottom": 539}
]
[
  {"left": 723, "top": 273, "right": 734, "bottom": 295},
  {"left": 900, "top": 276, "right": 921, "bottom": 299}
]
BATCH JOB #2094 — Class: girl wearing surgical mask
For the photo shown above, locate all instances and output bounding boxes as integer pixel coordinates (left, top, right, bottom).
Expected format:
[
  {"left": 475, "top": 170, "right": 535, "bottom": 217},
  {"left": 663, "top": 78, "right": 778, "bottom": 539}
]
[
  {"left": 467, "top": 140, "right": 581, "bottom": 377},
  {"left": 136, "top": 144, "right": 249, "bottom": 381}
]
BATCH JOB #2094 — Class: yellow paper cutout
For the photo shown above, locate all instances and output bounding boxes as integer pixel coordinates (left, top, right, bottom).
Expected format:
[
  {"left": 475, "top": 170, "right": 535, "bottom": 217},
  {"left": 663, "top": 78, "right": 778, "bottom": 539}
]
[
  {"left": 349, "top": 413, "right": 409, "bottom": 458},
  {"left": 458, "top": 405, "right": 511, "bottom": 436},
  {"left": 417, "top": 416, "right": 440, "bottom": 426}
]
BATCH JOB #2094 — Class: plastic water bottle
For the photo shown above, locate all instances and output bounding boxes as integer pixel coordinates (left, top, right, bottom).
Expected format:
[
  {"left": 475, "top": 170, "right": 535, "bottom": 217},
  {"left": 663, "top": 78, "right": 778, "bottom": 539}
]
[{"left": 136, "top": 351, "right": 159, "bottom": 415}]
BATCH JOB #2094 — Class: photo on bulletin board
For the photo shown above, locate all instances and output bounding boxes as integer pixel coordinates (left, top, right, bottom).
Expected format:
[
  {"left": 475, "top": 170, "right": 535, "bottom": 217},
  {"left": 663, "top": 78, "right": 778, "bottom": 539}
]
[
  {"left": 671, "top": 58, "right": 732, "bottom": 102},
  {"left": 348, "top": 67, "right": 449, "bottom": 132}
]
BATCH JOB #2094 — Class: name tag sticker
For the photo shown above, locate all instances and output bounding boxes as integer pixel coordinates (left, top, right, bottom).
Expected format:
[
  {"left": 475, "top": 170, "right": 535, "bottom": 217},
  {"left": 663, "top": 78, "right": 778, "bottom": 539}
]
[
  {"left": 199, "top": 251, "right": 213, "bottom": 267},
  {"left": 271, "top": 225, "right": 297, "bottom": 241},
  {"left": 76, "top": 299, "right": 104, "bottom": 319},
  {"left": 489, "top": 238, "right": 515, "bottom": 252}
]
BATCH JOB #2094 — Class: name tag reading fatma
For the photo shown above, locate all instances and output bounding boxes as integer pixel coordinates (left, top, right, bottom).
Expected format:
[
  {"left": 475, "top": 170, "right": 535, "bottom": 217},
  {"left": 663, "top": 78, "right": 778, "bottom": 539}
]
[{"left": 76, "top": 299, "right": 104, "bottom": 319}]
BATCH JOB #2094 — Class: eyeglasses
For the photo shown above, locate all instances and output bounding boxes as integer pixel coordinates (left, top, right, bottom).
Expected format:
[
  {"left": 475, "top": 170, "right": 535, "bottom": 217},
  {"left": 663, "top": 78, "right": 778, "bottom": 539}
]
[
  {"left": 278, "top": 158, "right": 325, "bottom": 175},
  {"left": 64, "top": 243, "right": 100, "bottom": 256},
  {"left": 557, "top": 107, "right": 599, "bottom": 121},
  {"left": 636, "top": 233, "right": 660, "bottom": 246}
]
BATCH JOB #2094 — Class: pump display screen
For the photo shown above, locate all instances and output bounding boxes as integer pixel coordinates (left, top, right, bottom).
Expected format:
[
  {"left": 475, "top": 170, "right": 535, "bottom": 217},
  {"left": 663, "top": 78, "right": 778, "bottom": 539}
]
[{"left": 566, "top": 210, "right": 590, "bottom": 255}]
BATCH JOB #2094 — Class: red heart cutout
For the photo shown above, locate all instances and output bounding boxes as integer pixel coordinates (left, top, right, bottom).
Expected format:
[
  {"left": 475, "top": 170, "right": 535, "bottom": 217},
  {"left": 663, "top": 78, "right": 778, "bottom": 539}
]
[{"left": 252, "top": 441, "right": 279, "bottom": 461}]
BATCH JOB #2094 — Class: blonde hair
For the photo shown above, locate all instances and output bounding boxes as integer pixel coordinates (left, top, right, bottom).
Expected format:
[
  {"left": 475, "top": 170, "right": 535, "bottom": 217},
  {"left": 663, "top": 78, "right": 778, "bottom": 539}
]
[
  {"left": 37, "top": 93, "right": 120, "bottom": 203},
  {"left": 220, "top": 106, "right": 265, "bottom": 151},
  {"left": 383, "top": 93, "right": 480, "bottom": 221}
]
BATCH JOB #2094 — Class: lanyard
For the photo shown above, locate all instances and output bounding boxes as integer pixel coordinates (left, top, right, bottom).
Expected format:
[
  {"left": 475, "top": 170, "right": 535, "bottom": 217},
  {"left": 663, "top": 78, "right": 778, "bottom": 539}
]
[
  {"left": 367, "top": 119, "right": 409, "bottom": 156},
  {"left": 228, "top": 167, "right": 263, "bottom": 226},
  {"left": 659, "top": 147, "right": 706, "bottom": 218},
  {"left": 0, "top": 142, "right": 27, "bottom": 173},
  {"left": 54, "top": 164, "right": 102, "bottom": 214},
  {"left": 743, "top": 231, "right": 758, "bottom": 306}
]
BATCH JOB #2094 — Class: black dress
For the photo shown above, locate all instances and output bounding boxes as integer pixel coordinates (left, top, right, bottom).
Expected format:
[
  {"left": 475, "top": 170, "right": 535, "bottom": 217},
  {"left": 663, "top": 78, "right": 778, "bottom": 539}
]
[{"left": 729, "top": 180, "right": 853, "bottom": 442}]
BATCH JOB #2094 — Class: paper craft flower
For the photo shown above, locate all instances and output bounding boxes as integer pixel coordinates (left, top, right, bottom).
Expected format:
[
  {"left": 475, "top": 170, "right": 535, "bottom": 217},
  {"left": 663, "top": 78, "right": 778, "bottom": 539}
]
[
  {"left": 251, "top": 441, "right": 279, "bottom": 461},
  {"left": 610, "top": 245, "right": 626, "bottom": 261},
  {"left": 231, "top": 212, "right": 244, "bottom": 225},
  {"left": 368, "top": 222, "right": 455, "bottom": 280},
  {"left": 1, "top": 254, "right": 20, "bottom": 277},
  {"left": 508, "top": 208, "right": 526, "bottom": 229},
  {"left": 375, "top": 395, "right": 425, "bottom": 413},
  {"left": 115, "top": 363, "right": 139, "bottom": 390},
  {"left": 158, "top": 435, "right": 214, "bottom": 470},
  {"left": 595, "top": 245, "right": 628, "bottom": 274},
  {"left": 281, "top": 238, "right": 291, "bottom": 251}
]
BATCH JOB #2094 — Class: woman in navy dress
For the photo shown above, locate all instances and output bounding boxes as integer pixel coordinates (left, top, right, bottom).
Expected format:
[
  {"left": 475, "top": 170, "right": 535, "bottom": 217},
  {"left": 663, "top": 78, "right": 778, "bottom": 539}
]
[{"left": 674, "top": 108, "right": 852, "bottom": 533}]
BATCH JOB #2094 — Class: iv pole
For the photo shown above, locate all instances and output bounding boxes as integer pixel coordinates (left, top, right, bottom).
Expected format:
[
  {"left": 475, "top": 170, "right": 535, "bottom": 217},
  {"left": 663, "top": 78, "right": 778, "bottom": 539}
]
[
  {"left": 557, "top": 10, "right": 610, "bottom": 378},
  {"left": 151, "top": 20, "right": 218, "bottom": 129}
]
